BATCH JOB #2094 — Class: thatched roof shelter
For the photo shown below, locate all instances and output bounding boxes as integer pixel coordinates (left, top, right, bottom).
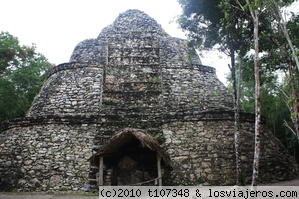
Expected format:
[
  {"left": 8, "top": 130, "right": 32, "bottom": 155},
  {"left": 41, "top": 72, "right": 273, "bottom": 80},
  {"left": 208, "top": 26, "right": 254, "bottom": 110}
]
[
  {"left": 91, "top": 128, "right": 170, "bottom": 165},
  {"left": 90, "top": 128, "right": 170, "bottom": 186}
]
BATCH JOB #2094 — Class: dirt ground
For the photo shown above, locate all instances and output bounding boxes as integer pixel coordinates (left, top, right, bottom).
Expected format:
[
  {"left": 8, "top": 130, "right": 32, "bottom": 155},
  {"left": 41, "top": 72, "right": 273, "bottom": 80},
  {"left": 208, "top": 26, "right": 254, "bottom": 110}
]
[
  {"left": 1, "top": 178, "right": 299, "bottom": 199},
  {"left": 0, "top": 192, "right": 98, "bottom": 199},
  {"left": 263, "top": 177, "right": 299, "bottom": 186}
]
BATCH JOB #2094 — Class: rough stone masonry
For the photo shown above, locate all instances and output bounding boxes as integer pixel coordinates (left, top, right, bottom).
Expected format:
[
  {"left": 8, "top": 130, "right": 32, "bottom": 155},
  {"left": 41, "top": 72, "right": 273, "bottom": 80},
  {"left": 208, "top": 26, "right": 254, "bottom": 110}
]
[{"left": 0, "top": 9, "right": 298, "bottom": 191}]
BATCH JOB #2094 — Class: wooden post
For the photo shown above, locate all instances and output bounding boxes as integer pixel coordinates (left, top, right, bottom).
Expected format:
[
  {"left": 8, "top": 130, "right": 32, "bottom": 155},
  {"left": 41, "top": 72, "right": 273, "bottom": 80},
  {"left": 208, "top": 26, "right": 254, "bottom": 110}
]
[
  {"left": 99, "top": 156, "right": 104, "bottom": 186},
  {"left": 157, "top": 154, "right": 162, "bottom": 186}
]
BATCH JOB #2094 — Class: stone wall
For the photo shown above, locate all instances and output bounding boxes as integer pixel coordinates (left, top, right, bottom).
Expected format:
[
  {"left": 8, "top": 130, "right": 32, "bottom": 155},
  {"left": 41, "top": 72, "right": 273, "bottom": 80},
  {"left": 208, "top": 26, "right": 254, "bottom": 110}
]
[
  {"left": 1, "top": 111, "right": 297, "bottom": 190},
  {"left": 162, "top": 111, "right": 298, "bottom": 185},
  {"left": 69, "top": 39, "right": 102, "bottom": 64},
  {"left": 28, "top": 63, "right": 103, "bottom": 117},
  {"left": 0, "top": 118, "right": 97, "bottom": 191},
  {"left": 162, "top": 65, "right": 232, "bottom": 112},
  {"left": 101, "top": 30, "right": 163, "bottom": 115},
  {"left": 70, "top": 10, "right": 201, "bottom": 68}
]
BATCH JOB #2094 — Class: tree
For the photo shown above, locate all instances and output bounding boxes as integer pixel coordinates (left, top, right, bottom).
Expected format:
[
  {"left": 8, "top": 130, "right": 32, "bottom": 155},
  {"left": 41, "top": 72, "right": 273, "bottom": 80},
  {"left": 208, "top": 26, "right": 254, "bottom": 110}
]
[
  {"left": 242, "top": 0, "right": 262, "bottom": 187},
  {"left": 270, "top": 0, "right": 299, "bottom": 71},
  {"left": 231, "top": 9, "right": 299, "bottom": 162},
  {"left": 256, "top": 1, "right": 299, "bottom": 141},
  {"left": 179, "top": 0, "right": 299, "bottom": 185},
  {"left": 236, "top": 0, "right": 299, "bottom": 185},
  {"left": 0, "top": 31, "right": 52, "bottom": 130},
  {"left": 178, "top": 0, "right": 254, "bottom": 185},
  {"left": 253, "top": 0, "right": 299, "bottom": 141},
  {"left": 280, "top": 13, "right": 299, "bottom": 140}
]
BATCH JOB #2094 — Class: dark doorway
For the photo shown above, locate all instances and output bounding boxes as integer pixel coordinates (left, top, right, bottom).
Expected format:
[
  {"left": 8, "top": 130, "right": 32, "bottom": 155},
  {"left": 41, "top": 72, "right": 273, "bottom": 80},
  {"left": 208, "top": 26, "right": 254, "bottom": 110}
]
[
  {"left": 90, "top": 128, "right": 170, "bottom": 186},
  {"left": 105, "top": 138, "right": 158, "bottom": 185}
]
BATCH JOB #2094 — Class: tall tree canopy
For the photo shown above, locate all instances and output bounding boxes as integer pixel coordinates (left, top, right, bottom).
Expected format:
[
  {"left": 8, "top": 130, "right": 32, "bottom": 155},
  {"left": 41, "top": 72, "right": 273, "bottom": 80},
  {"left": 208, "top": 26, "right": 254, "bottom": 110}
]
[
  {"left": 178, "top": 0, "right": 255, "bottom": 185},
  {"left": 0, "top": 31, "right": 52, "bottom": 130},
  {"left": 178, "top": 0, "right": 253, "bottom": 54},
  {"left": 178, "top": 0, "right": 299, "bottom": 185},
  {"left": 238, "top": 11, "right": 299, "bottom": 161}
]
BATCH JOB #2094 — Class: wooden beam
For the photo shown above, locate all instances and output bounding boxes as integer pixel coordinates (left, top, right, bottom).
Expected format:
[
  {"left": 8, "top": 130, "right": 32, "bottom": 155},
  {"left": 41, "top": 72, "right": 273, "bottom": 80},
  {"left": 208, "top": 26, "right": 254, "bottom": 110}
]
[
  {"left": 157, "top": 154, "right": 162, "bottom": 186},
  {"left": 99, "top": 156, "right": 104, "bottom": 186}
]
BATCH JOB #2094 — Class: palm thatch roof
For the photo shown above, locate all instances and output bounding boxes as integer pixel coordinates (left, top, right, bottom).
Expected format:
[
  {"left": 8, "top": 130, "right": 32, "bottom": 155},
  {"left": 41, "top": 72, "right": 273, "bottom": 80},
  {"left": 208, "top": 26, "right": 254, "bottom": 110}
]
[{"left": 91, "top": 128, "right": 170, "bottom": 165}]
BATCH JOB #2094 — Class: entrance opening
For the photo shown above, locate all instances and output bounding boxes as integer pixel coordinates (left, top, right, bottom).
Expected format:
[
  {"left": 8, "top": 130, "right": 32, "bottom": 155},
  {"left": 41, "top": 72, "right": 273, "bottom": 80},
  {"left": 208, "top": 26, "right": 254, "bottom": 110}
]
[{"left": 90, "top": 128, "right": 170, "bottom": 186}]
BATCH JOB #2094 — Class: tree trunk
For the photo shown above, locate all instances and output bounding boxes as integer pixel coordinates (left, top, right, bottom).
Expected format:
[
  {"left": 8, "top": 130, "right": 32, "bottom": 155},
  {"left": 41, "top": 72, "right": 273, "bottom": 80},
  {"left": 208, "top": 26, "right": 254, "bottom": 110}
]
[
  {"left": 236, "top": 52, "right": 243, "bottom": 185},
  {"left": 245, "top": 0, "right": 262, "bottom": 186},
  {"left": 251, "top": 8, "right": 261, "bottom": 187},
  {"left": 271, "top": 1, "right": 299, "bottom": 72},
  {"left": 230, "top": 49, "right": 243, "bottom": 186},
  {"left": 288, "top": 64, "right": 299, "bottom": 139}
]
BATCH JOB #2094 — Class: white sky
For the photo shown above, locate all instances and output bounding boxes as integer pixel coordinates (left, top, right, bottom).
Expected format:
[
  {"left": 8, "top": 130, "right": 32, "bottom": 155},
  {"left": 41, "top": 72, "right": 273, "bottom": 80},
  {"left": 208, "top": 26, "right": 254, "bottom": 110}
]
[
  {"left": 0, "top": 0, "right": 231, "bottom": 84},
  {"left": 2, "top": 0, "right": 298, "bottom": 85}
]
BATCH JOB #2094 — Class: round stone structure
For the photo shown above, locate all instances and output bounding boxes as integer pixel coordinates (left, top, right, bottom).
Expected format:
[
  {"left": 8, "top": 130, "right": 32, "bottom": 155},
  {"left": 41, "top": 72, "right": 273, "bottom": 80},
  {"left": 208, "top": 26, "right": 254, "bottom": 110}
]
[{"left": 0, "top": 9, "right": 297, "bottom": 191}]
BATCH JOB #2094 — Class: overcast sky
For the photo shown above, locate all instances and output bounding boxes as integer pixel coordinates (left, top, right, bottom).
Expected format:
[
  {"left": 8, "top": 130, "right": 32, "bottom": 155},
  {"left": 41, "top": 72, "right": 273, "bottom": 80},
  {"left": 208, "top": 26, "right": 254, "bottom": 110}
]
[
  {"left": 0, "top": 0, "right": 232, "bottom": 84},
  {"left": 1, "top": 0, "right": 298, "bottom": 85},
  {"left": 0, "top": 0, "right": 183, "bottom": 62}
]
